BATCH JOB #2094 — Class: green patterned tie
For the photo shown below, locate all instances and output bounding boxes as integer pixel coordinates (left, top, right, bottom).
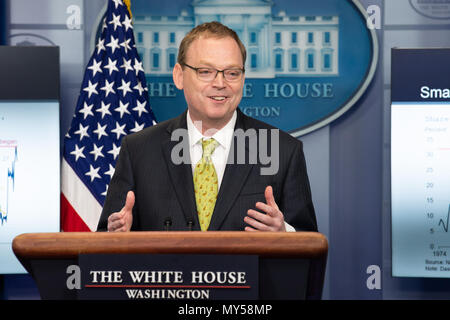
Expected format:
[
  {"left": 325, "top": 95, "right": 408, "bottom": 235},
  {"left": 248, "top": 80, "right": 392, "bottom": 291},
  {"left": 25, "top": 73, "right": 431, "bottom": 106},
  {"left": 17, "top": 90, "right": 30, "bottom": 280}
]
[{"left": 194, "top": 138, "right": 219, "bottom": 231}]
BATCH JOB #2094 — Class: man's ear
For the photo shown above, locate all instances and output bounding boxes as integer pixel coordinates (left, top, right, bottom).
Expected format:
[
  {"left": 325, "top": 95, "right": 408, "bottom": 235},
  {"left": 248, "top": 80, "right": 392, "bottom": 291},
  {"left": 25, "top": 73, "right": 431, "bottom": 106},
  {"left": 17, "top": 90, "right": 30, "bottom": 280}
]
[{"left": 172, "top": 63, "right": 184, "bottom": 90}]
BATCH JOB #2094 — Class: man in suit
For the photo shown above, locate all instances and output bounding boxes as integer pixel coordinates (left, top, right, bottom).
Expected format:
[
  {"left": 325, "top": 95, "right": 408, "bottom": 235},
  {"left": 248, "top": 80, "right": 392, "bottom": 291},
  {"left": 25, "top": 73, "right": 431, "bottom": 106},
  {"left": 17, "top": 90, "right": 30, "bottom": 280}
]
[{"left": 97, "top": 22, "right": 317, "bottom": 232}]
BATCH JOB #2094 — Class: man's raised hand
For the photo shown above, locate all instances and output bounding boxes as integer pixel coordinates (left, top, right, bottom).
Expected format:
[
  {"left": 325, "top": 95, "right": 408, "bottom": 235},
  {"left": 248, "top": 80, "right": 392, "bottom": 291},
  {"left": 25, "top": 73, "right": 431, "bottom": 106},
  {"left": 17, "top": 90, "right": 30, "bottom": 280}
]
[
  {"left": 244, "top": 186, "right": 286, "bottom": 232},
  {"left": 107, "top": 191, "right": 135, "bottom": 232}
]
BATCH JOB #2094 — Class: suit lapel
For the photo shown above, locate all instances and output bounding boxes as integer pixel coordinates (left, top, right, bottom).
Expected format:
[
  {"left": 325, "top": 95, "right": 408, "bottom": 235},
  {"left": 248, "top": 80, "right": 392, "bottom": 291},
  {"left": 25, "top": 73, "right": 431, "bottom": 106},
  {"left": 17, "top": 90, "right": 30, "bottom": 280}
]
[
  {"left": 208, "top": 110, "right": 254, "bottom": 230},
  {"left": 161, "top": 111, "right": 200, "bottom": 230}
]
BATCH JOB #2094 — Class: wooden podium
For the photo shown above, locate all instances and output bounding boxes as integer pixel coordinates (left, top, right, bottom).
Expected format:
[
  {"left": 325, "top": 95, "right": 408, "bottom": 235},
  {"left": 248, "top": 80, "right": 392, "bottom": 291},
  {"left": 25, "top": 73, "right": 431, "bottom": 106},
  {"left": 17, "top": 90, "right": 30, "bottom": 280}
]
[{"left": 12, "top": 231, "right": 328, "bottom": 300}]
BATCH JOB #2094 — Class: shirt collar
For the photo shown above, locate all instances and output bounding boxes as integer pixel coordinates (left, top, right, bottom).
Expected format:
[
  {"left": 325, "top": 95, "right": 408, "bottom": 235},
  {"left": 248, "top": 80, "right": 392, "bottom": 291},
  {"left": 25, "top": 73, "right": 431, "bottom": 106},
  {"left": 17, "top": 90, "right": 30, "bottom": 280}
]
[{"left": 187, "top": 110, "right": 237, "bottom": 149}]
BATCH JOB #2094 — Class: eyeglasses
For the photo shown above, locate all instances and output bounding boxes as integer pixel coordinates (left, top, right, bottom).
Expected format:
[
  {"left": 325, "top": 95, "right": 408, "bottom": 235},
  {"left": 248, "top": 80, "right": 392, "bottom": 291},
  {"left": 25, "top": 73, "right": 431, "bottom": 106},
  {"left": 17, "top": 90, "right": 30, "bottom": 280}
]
[{"left": 182, "top": 63, "right": 245, "bottom": 82}]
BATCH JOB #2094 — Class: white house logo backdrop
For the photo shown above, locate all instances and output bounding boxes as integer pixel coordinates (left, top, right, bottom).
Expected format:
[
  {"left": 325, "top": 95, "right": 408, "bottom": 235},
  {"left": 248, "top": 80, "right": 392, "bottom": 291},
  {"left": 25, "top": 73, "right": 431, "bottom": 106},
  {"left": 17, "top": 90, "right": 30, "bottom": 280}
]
[{"left": 95, "top": 0, "right": 377, "bottom": 136}]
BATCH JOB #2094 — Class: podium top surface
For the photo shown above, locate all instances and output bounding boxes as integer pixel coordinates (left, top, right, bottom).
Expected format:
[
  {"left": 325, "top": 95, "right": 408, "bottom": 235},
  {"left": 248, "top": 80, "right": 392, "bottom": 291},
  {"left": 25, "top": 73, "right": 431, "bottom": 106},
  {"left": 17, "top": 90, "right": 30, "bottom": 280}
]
[{"left": 12, "top": 231, "right": 328, "bottom": 260}]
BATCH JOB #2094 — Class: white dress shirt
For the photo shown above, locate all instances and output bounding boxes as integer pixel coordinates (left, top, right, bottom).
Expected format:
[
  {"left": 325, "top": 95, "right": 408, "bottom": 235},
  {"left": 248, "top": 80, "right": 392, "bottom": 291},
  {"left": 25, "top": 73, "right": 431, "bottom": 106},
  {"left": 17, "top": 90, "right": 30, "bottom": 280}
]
[
  {"left": 186, "top": 110, "right": 295, "bottom": 232},
  {"left": 187, "top": 110, "right": 236, "bottom": 188}
]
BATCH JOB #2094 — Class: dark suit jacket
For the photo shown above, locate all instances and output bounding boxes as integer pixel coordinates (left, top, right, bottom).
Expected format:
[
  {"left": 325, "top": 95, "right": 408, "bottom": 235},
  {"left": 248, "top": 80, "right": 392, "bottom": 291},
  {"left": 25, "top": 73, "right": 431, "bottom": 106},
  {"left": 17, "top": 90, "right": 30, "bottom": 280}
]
[{"left": 97, "top": 109, "right": 317, "bottom": 231}]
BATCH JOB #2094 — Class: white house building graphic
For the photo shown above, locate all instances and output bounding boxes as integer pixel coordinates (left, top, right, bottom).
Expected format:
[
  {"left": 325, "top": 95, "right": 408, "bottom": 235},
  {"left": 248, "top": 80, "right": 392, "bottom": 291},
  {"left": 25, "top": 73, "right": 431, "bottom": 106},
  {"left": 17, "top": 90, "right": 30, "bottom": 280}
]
[{"left": 134, "top": 0, "right": 339, "bottom": 78}]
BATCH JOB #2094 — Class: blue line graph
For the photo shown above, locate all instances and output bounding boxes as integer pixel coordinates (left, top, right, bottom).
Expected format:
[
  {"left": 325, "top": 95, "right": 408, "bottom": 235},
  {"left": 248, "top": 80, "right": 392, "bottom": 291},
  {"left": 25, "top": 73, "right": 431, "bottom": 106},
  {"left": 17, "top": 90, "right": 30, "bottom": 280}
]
[
  {"left": 438, "top": 205, "right": 450, "bottom": 233},
  {"left": 0, "top": 146, "right": 18, "bottom": 226}
]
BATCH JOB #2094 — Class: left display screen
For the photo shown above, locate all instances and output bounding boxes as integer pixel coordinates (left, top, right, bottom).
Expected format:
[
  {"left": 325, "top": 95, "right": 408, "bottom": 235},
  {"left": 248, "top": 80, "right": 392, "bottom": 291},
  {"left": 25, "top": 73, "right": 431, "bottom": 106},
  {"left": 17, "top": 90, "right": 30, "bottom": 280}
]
[{"left": 0, "top": 101, "right": 60, "bottom": 274}]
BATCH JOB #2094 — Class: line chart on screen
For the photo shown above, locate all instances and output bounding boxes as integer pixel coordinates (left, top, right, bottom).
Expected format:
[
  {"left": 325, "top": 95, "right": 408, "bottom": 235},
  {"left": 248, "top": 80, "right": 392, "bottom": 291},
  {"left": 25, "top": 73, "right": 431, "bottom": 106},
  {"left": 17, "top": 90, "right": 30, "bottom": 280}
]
[{"left": 0, "top": 143, "right": 18, "bottom": 226}]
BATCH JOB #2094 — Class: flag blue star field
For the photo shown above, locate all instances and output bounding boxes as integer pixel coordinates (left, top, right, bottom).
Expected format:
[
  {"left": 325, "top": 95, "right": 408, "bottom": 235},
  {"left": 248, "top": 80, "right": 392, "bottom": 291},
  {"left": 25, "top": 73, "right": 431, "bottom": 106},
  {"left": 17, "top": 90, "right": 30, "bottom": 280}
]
[{"left": 61, "top": 0, "right": 156, "bottom": 231}]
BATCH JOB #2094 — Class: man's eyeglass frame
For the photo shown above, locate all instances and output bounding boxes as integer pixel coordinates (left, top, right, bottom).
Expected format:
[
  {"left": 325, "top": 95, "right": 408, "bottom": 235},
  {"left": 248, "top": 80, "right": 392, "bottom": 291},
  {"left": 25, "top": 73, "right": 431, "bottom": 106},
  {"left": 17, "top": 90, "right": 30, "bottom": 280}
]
[{"left": 182, "top": 63, "right": 245, "bottom": 82}]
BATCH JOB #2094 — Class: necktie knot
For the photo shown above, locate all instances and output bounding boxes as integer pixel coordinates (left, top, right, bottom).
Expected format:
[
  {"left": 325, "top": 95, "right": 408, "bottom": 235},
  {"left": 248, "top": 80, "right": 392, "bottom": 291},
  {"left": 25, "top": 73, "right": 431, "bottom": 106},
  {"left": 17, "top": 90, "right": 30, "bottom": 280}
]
[{"left": 201, "top": 138, "right": 218, "bottom": 160}]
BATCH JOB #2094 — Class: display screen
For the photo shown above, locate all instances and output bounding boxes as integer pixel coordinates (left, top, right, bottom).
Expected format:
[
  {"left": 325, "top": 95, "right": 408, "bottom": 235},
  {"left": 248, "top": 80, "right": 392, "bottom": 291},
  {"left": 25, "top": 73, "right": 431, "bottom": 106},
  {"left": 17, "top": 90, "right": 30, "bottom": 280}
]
[
  {"left": 391, "top": 48, "right": 450, "bottom": 278},
  {"left": 391, "top": 102, "right": 450, "bottom": 277},
  {"left": 0, "top": 101, "right": 60, "bottom": 274}
]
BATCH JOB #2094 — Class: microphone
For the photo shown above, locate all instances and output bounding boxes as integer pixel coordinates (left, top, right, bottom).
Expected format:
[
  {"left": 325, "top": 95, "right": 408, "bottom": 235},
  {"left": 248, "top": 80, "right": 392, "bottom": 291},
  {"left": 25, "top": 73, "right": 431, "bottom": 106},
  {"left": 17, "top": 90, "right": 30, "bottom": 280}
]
[
  {"left": 164, "top": 218, "right": 172, "bottom": 231},
  {"left": 187, "top": 219, "right": 194, "bottom": 231}
]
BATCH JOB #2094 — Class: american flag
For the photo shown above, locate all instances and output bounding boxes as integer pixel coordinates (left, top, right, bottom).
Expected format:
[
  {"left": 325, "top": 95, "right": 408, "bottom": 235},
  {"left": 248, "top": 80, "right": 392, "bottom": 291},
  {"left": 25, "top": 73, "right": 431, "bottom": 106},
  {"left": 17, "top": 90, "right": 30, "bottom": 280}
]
[{"left": 61, "top": 0, "right": 156, "bottom": 231}]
